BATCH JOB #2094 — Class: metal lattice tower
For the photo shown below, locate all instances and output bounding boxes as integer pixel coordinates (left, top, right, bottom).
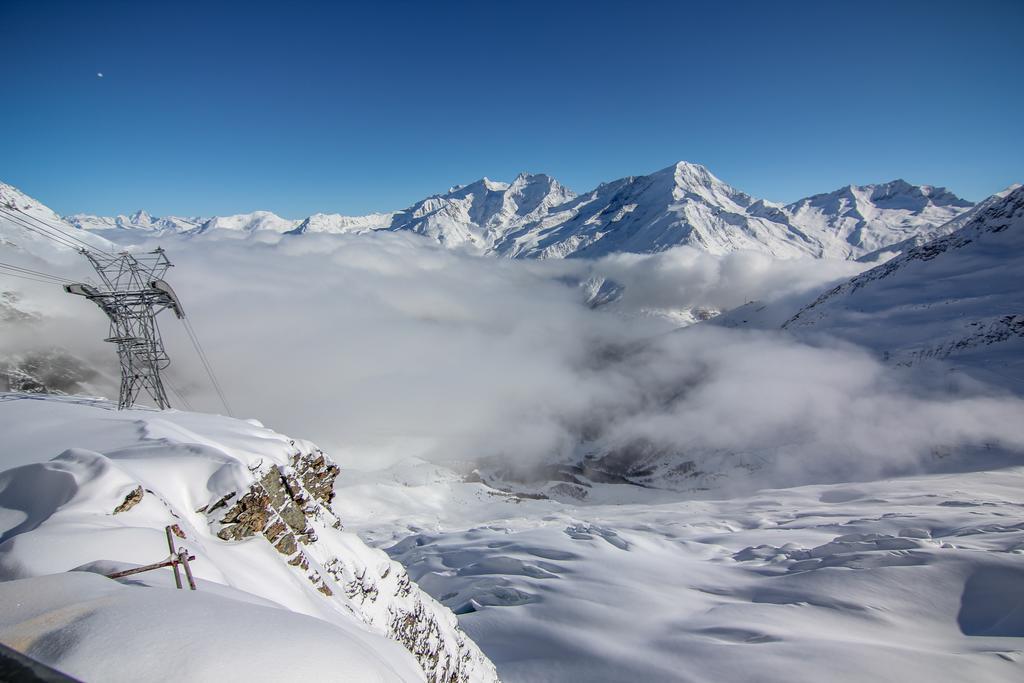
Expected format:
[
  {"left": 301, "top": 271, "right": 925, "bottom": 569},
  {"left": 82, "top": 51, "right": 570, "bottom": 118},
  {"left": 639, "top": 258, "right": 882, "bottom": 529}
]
[{"left": 65, "top": 248, "right": 185, "bottom": 410}]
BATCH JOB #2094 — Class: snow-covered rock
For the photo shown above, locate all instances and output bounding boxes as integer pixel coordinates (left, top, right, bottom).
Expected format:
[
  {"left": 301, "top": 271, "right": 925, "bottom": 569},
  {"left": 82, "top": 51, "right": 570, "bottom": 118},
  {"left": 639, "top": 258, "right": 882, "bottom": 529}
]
[{"left": 0, "top": 395, "right": 499, "bottom": 683}]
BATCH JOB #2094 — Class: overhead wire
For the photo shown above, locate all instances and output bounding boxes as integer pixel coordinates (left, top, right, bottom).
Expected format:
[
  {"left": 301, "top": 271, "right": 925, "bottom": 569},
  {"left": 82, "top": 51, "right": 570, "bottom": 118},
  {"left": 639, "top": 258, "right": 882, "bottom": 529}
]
[
  {"left": 0, "top": 260, "right": 76, "bottom": 284},
  {"left": 0, "top": 204, "right": 111, "bottom": 255},
  {"left": 164, "top": 377, "right": 196, "bottom": 412},
  {"left": 0, "top": 206, "right": 95, "bottom": 254},
  {"left": 181, "top": 317, "right": 234, "bottom": 417}
]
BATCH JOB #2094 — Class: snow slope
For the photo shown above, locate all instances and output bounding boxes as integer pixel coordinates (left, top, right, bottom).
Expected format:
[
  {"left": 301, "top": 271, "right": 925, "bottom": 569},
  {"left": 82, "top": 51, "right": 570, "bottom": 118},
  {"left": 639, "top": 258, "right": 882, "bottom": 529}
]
[
  {"left": 0, "top": 394, "right": 498, "bottom": 683},
  {"left": 338, "top": 458, "right": 1024, "bottom": 682},
  {"left": 784, "top": 185, "right": 1024, "bottom": 390},
  {"left": 0, "top": 571, "right": 421, "bottom": 682},
  {"left": 1, "top": 182, "right": 115, "bottom": 259}
]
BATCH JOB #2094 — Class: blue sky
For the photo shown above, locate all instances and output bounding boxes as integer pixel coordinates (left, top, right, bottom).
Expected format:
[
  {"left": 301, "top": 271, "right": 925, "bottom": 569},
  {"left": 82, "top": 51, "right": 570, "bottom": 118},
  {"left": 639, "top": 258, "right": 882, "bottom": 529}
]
[{"left": 1, "top": 0, "right": 1021, "bottom": 217}]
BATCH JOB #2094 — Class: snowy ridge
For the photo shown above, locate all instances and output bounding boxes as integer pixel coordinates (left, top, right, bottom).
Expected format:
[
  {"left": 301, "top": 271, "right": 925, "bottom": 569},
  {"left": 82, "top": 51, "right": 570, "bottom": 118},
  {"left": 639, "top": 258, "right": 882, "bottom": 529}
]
[
  {"left": 289, "top": 211, "right": 397, "bottom": 235},
  {"left": 55, "top": 163, "right": 981, "bottom": 260},
  {"left": 855, "top": 183, "right": 1024, "bottom": 263},
  {"left": 385, "top": 173, "right": 577, "bottom": 250},
  {"left": 0, "top": 182, "right": 115, "bottom": 257},
  {"left": 190, "top": 210, "right": 300, "bottom": 235},
  {"left": 784, "top": 186, "right": 1024, "bottom": 388},
  {"left": 66, "top": 209, "right": 206, "bottom": 235},
  {"left": 494, "top": 162, "right": 821, "bottom": 259},
  {"left": 784, "top": 179, "right": 973, "bottom": 260}
]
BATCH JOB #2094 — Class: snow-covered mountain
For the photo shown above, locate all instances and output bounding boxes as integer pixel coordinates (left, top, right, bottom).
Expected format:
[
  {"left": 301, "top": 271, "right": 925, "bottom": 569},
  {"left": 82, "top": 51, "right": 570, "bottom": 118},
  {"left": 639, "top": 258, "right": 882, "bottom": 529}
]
[
  {"left": 784, "top": 179, "right": 973, "bottom": 260},
  {"left": 386, "top": 173, "right": 577, "bottom": 251},
  {"left": 289, "top": 211, "right": 397, "bottom": 235},
  {"left": 854, "top": 183, "right": 1023, "bottom": 263},
  {"left": 493, "top": 162, "right": 820, "bottom": 259},
  {"left": 191, "top": 210, "right": 300, "bottom": 235},
  {"left": 66, "top": 209, "right": 206, "bottom": 235},
  {"left": 784, "top": 185, "right": 1024, "bottom": 389},
  {"left": 56, "top": 162, "right": 981, "bottom": 261}
]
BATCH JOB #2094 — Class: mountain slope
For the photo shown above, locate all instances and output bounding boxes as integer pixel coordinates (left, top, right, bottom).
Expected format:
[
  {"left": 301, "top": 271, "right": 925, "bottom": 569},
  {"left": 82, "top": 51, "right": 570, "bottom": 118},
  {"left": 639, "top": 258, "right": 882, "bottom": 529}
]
[
  {"left": 784, "top": 185, "right": 1024, "bottom": 389},
  {"left": 53, "top": 163, "right": 979, "bottom": 261},
  {"left": 385, "top": 173, "right": 576, "bottom": 250},
  {"left": 855, "top": 183, "right": 1022, "bottom": 263},
  {"left": 784, "top": 179, "right": 973, "bottom": 260},
  {"left": 495, "top": 162, "right": 821, "bottom": 259},
  {"left": 1, "top": 182, "right": 115, "bottom": 259}
]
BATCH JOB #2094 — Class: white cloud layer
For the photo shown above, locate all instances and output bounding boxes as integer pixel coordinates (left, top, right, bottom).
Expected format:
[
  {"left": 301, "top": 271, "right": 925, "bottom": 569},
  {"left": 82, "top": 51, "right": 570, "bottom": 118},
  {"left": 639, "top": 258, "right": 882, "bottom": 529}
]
[{"left": 3, "top": 234, "right": 1022, "bottom": 487}]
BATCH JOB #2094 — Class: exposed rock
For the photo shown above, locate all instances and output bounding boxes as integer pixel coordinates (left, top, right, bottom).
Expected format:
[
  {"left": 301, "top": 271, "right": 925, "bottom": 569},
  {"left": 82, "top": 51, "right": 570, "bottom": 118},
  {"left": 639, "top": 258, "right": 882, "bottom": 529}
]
[
  {"left": 1, "top": 348, "right": 100, "bottom": 396},
  {"left": 204, "top": 446, "right": 498, "bottom": 683},
  {"left": 112, "top": 486, "right": 143, "bottom": 514}
]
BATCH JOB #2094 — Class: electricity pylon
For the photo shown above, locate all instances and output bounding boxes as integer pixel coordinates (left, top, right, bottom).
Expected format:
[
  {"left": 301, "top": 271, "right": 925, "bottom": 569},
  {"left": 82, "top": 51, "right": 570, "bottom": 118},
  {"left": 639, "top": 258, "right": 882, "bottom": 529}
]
[{"left": 65, "top": 248, "right": 185, "bottom": 409}]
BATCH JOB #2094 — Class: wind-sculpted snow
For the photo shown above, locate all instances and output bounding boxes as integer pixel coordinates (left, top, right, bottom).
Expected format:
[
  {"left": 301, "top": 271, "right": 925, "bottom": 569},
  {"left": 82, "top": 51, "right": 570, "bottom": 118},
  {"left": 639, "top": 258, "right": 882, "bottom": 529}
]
[
  {"left": 338, "top": 459, "right": 1024, "bottom": 682},
  {"left": 0, "top": 395, "right": 499, "bottom": 682}
]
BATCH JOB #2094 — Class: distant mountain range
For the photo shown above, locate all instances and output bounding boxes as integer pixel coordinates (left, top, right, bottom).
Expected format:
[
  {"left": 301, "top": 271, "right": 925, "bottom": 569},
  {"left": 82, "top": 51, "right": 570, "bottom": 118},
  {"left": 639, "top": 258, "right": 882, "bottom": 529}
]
[{"left": 46, "top": 161, "right": 1002, "bottom": 261}]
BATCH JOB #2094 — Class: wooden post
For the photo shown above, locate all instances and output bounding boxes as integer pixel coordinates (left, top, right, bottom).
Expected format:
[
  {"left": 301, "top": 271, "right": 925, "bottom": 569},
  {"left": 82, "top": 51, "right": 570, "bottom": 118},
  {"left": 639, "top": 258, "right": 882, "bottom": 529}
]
[
  {"left": 165, "top": 525, "right": 183, "bottom": 589},
  {"left": 102, "top": 525, "right": 198, "bottom": 590},
  {"left": 106, "top": 555, "right": 195, "bottom": 580},
  {"left": 178, "top": 549, "right": 197, "bottom": 590}
]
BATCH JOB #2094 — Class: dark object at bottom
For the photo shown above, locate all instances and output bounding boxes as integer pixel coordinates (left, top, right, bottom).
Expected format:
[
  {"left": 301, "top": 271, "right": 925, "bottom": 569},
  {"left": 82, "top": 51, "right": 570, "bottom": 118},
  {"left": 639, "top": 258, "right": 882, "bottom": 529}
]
[{"left": 0, "top": 642, "right": 82, "bottom": 682}]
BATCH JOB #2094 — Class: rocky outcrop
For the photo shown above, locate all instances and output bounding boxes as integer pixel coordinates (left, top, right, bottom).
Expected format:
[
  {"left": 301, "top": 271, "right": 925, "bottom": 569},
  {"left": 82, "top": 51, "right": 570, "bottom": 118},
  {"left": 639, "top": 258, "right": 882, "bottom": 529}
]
[
  {"left": 1, "top": 349, "right": 99, "bottom": 396},
  {"left": 113, "top": 486, "right": 144, "bottom": 514},
  {"left": 199, "top": 445, "right": 499, "bottom": 683}
]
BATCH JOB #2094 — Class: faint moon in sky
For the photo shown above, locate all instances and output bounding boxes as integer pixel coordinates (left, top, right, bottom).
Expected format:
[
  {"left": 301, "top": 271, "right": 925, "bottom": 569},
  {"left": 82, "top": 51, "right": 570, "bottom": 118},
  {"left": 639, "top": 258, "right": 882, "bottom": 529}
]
[{"left": 97, "top": 72, "right": 104, "bottom": 78}]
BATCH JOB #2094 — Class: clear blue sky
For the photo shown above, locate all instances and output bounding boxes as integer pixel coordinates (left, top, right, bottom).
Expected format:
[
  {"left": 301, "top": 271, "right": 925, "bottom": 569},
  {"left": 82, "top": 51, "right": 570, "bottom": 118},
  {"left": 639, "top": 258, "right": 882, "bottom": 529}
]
[{"left": 2, "top": 0, "right": 1021, "bottom": 217}]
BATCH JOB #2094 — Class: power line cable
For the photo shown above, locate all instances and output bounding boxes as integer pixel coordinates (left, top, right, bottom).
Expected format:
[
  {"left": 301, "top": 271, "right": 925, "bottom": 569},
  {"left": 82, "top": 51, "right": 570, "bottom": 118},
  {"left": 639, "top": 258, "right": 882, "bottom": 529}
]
[
  {"left": 164, "top": 377, "right": 195, "bottom": 412},
  {"left": 0, "top": 206, "right": 90, "bottom": 253},
  {"left": 0, "top": 260, "right": 76, "bottom": 284},
  {"left": 0, "top": 204, "right": 110, "bottom": 255},
  {"left": 181, "top": 317, "right": 234, "bottom": 417}
]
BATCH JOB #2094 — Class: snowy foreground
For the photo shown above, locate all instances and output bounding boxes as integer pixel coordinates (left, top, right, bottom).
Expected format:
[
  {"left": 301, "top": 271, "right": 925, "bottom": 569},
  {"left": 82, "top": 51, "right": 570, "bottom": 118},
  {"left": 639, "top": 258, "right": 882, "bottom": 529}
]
[
  {"left": 1, "top": 399, "right": 1023, "bottom": 682},
  {"left": 0, "top": 394, "right": 496, "bottom": 683},
  {"left": 338, "top": 458, "right": 1024, "bottom": 682}
]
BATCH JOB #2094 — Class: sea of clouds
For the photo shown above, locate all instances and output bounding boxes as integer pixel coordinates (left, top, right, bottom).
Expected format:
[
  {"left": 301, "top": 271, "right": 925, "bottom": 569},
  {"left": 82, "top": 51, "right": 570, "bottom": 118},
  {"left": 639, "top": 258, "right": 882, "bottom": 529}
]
[{"left": 3, "top": 231, "right": 1023, "bottom": 489}]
